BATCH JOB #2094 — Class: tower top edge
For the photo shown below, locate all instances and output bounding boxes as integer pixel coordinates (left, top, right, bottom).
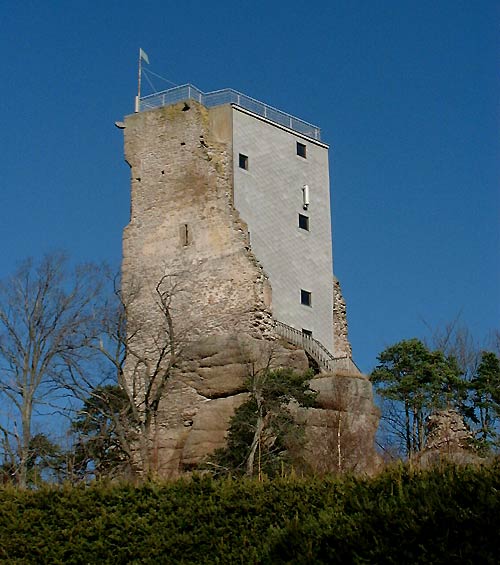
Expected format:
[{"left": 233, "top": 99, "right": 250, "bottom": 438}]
[{"left": 136, "top": 83, "right": 322, "bottom": 142}]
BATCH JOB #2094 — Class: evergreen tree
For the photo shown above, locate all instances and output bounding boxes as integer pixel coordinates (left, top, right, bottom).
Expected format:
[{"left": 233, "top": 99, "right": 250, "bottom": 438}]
[
  {"left": 70, "top": 385, "right": 132, "bottom": 480},
  {"left": 471, "top": 351, "right": 500, "bottom": 448},
  {"left": 371, "top": 339, "right": 462, "bottom": 456},
  {"left": 0, "top": 433, "right": 63, "bottom": 486},
  {"left": 212, "top": 368, "right": 315, "bottom": 478}
]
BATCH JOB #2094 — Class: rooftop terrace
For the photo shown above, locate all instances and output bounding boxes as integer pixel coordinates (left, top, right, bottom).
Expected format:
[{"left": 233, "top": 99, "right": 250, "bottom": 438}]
[{"left": 139, "top": 84, "right": 321, "bottom": 141}]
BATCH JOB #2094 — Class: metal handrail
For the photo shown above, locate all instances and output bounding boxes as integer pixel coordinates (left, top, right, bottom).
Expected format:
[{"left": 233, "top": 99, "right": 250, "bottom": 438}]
[
  {"left": 139, "top": 84, "right": 321, "bottom": 141},
  {"left": 274, "top": 320, "right": 361, "bottom": 375}
]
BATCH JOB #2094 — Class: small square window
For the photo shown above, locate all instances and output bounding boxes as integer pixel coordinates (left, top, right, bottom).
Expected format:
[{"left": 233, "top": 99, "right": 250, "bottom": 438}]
[
  {"left": 302, "top": 329, "right": 313, "bottom": 338},
  {"left": 298, "top": 214, "right": 309, "bottom": 231},
  {"left": 301, "top": 289, "right": 312, "bottom": 307},
  {"left": 239, "top": 153, "right": 248, "bottom": 170},
  {"left": 296, "top": 142, "right": 307, "bottom": 158}
]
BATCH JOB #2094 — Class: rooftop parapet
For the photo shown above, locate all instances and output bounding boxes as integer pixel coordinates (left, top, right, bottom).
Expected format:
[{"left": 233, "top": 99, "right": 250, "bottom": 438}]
[{"left": 139, "top": 84, "right": 321, "bottom": 141}]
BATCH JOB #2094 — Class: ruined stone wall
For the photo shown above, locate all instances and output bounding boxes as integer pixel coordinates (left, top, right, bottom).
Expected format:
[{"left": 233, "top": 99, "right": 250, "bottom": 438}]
[
  {"left": 122, "top": 101, "right": 274, "bottom": 345},
  {"left": 332, "top": 275, "right": 352, "bottom": 358},
  {"left": 416, "top": 410, "right": 482, "bottom": 467}
]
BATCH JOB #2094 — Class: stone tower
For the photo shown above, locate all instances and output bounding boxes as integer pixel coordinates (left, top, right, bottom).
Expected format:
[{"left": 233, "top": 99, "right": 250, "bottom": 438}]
[{"left": 120, "top": 84, "right": 379, "bottom": 476}]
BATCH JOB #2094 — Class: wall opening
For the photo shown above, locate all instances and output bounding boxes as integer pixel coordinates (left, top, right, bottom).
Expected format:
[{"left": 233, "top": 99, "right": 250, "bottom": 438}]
[
  {"left": 298, "top": 213, "right": 309, "bottom": 231},
  {"left": 301, "top": 289, "right": 312, "bottom": 307},
  {"left": 180, "top": 223, "right": 191, "bottom": 246},
  {"left": 239, "top": 153, "right": 249, "bottom": 170}
]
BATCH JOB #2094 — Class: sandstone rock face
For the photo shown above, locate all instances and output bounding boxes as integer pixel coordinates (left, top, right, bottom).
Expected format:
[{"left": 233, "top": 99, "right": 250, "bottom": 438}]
[
  {"left": 121, "top": 102, "right": 277, "bottom": 476},
  {"left": 297, "top": 372, "right": 381, "bottom": 475},
  {"left": 417, "top": 409, "right": 482, "bottom": 467},
  {"left": 151, "top": 334, "right": 309, "bottom": 477},
  {"left": 144, "top": 334, "right": 380, "bottom": 478}
]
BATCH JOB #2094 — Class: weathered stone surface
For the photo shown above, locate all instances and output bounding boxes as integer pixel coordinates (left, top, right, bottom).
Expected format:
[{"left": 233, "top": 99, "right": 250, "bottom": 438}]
[
  {"left": 177, "top": 334, "right": 309, "bottom": 399},
  {"left": 181, "top": 365, "right": 248, "bottom": 399},
  {"left": 181, "top": 394, "right": 249, "bottom": 467},
  {"left": 122, "top": 101, "right": 275, "bottom": 349},
  {"left": 149, "top": 334, "right": 310, "bottom": 477},
  {"left": 426, "top": 409, "right": 473, "bottom": 451},
  {"left": 296, "top": 372, "right": 382, "bottom": 475},
  {"left": 417, "top": 409, "right": 483, "bottom": 467},
  {"left": 120, "top": 102, "right": 279, "bottom": 477},
  {"left": 148, "top": 337, "right": 380, "bottom": 477},
  {"left": 310, "top": 373, "right": 375, "bottom": 413},
  {"left": 333, "top": 276, "right": 352, "bottom": 359}
]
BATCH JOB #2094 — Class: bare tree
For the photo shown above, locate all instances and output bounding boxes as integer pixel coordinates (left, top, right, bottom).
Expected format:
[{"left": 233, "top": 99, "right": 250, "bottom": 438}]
[
  {"left": 375, "top": 397, "right": 410, "bottom": 459},
  {"left": 85, "top": 272, "right": 187, "bottom": 478},
  {"left": 423, "top": 315, "right": 481, "bottom": 382},
  {"left": 0, "top": 254, "right": 102, "bottom": 487},
  {"left": 245, "top": 358, "right": 277, "bottom": 479},
  {"left": 58, "top": 268, "right": 197, "bottom": 480},
  {"left": 490, "top": 329, "right": 500, "bottom": 357},
  {"left": 329, "top": 381, "right": 359, "bottom": 474}
]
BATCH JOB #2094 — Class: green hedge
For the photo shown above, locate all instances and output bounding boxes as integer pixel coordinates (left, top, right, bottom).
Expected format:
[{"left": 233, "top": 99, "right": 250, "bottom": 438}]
[{"left": 0, "top": 463, "right": 498, "bottom": 564}]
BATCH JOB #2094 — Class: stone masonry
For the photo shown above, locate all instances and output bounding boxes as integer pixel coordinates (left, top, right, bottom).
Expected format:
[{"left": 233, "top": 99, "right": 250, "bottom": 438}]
[
  {"left": 122, "top": 101, "right": 274, "bottom": 344},
  {"left": 333, "top": 276, "right": 352, "bottom": 359}
]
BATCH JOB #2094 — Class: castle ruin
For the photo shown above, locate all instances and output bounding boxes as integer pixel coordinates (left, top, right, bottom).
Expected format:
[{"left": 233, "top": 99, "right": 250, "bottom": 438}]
[{"left": 120, "top": 84, "right": 379, "bottom": 476}]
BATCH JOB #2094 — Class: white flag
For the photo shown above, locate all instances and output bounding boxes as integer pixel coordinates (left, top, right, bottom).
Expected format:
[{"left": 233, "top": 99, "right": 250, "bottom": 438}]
[{"left": 139, "top": 48, "right": 149, "bottom": 64}]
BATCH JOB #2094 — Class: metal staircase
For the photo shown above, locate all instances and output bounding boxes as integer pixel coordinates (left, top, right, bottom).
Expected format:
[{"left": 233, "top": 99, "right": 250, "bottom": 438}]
[{"left": 274, "top": 320, "right": 361, "bottom": 375}]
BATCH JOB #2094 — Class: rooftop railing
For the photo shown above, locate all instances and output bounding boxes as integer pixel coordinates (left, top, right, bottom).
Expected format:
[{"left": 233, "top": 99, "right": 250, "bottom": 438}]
[{"left": 139, "top": 84, "right": 321, "bottom": 141}]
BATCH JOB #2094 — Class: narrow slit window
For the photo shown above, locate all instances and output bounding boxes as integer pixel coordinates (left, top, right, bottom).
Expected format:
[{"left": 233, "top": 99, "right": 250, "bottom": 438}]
[
  {"left": 298, "top": 213, "right": 309, "bottom": 231},
  {"left": 301, "top": 289, "right": 312, "bottom": 307},
  {"left": 239, "top": 153, "right": 248, "bottom": 170},
  {"left": 296, "top": 142, "right": 307, "bottom": 158},
  {"left": 180, "top": 223, "right": 191, "bottom": 246}
]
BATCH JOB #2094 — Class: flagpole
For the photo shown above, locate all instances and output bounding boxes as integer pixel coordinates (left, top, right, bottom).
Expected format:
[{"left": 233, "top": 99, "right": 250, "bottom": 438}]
[{"left": 135, "top": 48, "right": 142, "bottom": 113}]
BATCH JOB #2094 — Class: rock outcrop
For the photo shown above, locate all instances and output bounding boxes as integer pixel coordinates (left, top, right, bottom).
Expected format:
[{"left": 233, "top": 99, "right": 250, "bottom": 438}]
[
  {"left": 146, "top": 334, "right": 380, "bottom": 477},
  {"left": 332, "top": 276, "right": 352, "bottom": 359},
  {"left": 417, "top": 409, "right": 482, "bottom": 467},
  {"left": 150, "top": 334, "right": 307, "bottom": 477},
  {"left": 298, "top": 372, "right": 381, "bottom": 474}
]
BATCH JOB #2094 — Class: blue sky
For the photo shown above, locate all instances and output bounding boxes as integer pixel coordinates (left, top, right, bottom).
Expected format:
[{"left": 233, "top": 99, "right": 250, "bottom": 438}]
[{"left": 1, "top": 0, "right": 498, "bottom": 373}]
